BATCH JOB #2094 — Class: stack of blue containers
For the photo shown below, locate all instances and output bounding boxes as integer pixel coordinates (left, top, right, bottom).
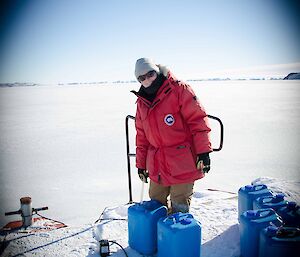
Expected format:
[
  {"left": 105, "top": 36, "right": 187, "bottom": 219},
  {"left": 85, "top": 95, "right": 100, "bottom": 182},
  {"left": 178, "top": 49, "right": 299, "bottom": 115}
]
[
  {"left": 128, "top": 200, "right": 201, "bottom": 257},
  {"left": 239, "top": 208, "right": 282, "bottom": 257},
  {"left": 238, "top": 184, "right": 273, "bottom": 220},
  {"left": 238, "top": 183, "right": 300, "bottom": 257}
]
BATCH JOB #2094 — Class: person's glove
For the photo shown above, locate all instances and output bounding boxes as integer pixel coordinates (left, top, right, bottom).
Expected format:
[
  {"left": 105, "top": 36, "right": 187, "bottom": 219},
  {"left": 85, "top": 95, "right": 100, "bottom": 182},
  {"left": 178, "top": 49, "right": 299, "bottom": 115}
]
[
  {"left": 196, "top": 153, "right": 211, "bottom": 173},
  {"left": 138, "top": 168, "right": 149, "bottom": 183}
]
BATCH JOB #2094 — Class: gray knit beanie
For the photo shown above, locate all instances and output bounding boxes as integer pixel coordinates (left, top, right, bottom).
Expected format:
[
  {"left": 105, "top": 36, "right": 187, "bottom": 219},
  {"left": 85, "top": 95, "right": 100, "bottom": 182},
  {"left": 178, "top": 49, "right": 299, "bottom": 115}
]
[{"left": 134, "top": 58, "right": 160, "bottom": 79}]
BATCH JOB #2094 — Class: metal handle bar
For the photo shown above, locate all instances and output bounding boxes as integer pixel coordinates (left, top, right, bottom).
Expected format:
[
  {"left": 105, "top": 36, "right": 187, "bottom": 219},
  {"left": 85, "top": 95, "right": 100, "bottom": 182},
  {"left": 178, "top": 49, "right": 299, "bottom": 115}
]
[
  {"left": 5, "top": 210, "right": 21, "bottom": 216},
  {"left": 207, "top": 114, "right": 224, "bottom": 152}
]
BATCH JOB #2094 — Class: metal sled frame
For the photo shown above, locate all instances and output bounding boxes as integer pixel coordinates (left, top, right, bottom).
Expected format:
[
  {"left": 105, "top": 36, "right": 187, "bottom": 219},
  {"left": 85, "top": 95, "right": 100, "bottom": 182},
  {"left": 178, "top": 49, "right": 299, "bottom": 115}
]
[{"left": 125, "top": 114, "right": 224, "bottom": 203}]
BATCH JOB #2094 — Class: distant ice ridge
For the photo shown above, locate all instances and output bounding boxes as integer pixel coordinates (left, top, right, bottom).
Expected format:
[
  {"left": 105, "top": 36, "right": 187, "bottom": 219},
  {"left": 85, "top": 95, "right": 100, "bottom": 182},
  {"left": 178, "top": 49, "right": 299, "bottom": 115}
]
[
  {"left": 0, "top": 82, "right": 38, "bottom": 87},
  {"left": 283, "top": 72, "right": 300, "bottom": 80},
  {"left": 0, "top": 75, "right": 292, "bottom": 87}
]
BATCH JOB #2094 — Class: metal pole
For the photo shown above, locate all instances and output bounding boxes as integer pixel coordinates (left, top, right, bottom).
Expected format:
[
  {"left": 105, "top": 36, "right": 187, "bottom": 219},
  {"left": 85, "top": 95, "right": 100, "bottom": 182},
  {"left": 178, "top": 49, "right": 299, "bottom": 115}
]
[
  {"left": 20, "top": 196, "right": 33, "bottom": 227},
  {"left": 125, "top": 115, "right": 135, "bottom": 203}
]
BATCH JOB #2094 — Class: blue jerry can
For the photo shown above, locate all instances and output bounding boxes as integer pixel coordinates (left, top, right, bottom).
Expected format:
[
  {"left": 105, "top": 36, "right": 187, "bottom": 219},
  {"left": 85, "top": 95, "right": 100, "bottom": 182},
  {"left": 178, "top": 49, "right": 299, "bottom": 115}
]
[
  {"left": 128, "top": 200, "right": 167, "bottom": 255},
  {"left": 239, "top": 209, "right": 282, "bottom": 257},
  {"left": 259, "top": 226, "right": 300, "bottom": 257},
  {"left": 157, "top": 212, "right": 201, "bottom": 257},
  {"left": 253, "top": 193, "right": 289, "bottom": 212},
  {"left": 276, "top": 202, "right": 300, "bottom": 227},
  {"left": 238, "top": 184, "right": 273, "bottom": 220}
]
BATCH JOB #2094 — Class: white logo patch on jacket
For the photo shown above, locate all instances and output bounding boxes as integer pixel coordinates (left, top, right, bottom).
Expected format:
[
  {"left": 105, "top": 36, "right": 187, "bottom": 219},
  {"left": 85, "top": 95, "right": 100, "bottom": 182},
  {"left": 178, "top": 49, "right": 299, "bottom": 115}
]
[{"left": 164, "top": 114, "right": 175, "bottom": 126}]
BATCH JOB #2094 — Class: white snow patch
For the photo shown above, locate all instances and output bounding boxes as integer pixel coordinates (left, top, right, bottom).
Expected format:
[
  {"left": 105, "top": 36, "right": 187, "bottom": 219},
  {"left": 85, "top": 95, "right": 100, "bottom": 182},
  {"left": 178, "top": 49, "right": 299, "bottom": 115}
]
[{"left": 1, "top": 177, "right": 299, "bottom": 257}]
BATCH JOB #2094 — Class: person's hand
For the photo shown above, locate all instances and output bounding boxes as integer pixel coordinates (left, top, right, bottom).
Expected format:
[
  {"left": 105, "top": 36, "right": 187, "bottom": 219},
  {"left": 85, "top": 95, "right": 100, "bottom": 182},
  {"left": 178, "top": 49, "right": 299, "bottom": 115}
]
[
  {"left": 138, "top": 168, "right": 149, "bottom": 183},
  {"left": 196, "top": 153, "right": 211, "bottom": 173}
]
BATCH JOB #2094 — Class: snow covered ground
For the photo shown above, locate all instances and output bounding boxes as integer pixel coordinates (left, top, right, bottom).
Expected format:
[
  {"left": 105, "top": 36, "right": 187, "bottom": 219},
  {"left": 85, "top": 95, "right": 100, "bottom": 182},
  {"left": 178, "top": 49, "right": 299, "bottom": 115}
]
[
  {"left": 1, "top": 178, "right": 299, "bottom": 257},
  {"left": 0, "top": 80, "right": 300, "bottom": 256}
]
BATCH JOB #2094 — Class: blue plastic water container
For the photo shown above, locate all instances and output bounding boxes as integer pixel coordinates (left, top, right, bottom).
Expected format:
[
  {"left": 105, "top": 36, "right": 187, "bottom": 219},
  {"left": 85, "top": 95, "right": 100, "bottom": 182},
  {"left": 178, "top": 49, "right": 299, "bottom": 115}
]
[
  {"left": 157, "top": 213, "right": 201, "bottom": 257},
  {"left": 128, "top": 200, "right": 167, "bottom": 255},
  {"left": 239, "top": 209, "right": 282, "bottom": 257},
  {"left": 259, "top": 226, "right": 300, "bottom": 257},
  {"left": 238, "top": 184, "right": 273, "bottom": 220},
  {"left": 253, "top": 193, "right": 288, "bottom": 212},
  {"left": 276, "top": 201, "right": 300, "bottom": 227}
]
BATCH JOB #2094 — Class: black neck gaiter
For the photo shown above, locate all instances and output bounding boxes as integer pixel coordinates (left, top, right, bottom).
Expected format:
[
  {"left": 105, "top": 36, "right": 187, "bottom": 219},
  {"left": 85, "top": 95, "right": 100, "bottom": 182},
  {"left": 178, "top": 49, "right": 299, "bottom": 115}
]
[{"left": 141, "top": 73, "right": 166, "bottom": 102}]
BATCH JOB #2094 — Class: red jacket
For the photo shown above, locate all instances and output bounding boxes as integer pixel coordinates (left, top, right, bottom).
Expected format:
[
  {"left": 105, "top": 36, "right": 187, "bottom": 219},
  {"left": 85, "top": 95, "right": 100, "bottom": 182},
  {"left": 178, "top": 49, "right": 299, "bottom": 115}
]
[{"left": 134, "top": 71, "right": 212, "bottom": 186}]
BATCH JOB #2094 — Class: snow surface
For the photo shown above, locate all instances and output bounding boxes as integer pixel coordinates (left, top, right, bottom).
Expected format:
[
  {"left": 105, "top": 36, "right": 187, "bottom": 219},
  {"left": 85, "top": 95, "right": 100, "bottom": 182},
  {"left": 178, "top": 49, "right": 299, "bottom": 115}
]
[
  {"left": 0, "top": 80, "right": 300, "bottom": 256},
  {"left": 1, "top": 178, "right": 299, "bottom": 257}
]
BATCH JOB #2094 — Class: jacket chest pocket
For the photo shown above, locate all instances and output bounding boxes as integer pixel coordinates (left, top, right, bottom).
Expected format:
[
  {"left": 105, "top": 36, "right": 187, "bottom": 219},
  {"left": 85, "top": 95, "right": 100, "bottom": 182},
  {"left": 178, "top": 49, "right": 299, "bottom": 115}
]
[{"left": 164, "top": 143, "right": 196, "bottom": 176}]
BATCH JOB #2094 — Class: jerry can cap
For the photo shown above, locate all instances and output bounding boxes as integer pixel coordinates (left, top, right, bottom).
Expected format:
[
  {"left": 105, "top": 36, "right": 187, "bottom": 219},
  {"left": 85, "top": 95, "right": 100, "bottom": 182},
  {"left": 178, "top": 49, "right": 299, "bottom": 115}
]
[
  {"left": 266, "top": 226, "right": 278, "bottom": 237},
  {"left": 245, "top": 185, "right": 253, "bottom": 191},
  {"left": 180, "top": 218, "right": 192, "bottom": 225},
  {"left": 246, "top": 210, "right": 259, "bottom": 218},
  {"left": 275, "top": 193, "right": 285, "bottom": 200},
  {"left": 287, "top": 201, "right": 297, "bottom": 210}
]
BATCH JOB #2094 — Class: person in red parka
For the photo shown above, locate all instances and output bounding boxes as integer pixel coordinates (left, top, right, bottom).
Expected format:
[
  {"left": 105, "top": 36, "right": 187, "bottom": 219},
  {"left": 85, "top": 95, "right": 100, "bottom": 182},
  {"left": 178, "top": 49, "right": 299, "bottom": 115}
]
[{"left": 132, "top": 57, "right": 212, "bottom": 213}]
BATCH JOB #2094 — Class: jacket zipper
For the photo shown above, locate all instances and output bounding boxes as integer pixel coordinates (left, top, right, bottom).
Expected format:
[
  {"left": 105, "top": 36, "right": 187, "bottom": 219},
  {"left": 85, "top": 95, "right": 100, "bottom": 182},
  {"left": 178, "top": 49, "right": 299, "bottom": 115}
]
[
  {"left": 150, "top": 99, "right": 160, "bottom": 108},
  {"left": 152, "top": 108, "right": 165, "bottom": 184}
]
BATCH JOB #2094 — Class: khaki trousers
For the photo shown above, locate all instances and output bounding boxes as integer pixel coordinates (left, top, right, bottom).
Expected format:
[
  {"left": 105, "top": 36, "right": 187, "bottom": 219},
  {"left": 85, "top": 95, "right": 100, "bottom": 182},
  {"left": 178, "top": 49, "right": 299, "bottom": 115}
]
[{"left": 149, "top": 180, "right": 194, "bottom": 213}]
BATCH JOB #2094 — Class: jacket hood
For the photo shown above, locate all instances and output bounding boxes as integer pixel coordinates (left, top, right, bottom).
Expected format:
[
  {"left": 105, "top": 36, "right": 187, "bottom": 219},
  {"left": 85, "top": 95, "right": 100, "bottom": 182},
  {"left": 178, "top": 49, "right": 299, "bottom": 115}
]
[
  {"left": 157, "top": 64, "right": 169, "bottom": 77},
  {"left": 157, "top": 64, "right": 179, "bottom": 84}
]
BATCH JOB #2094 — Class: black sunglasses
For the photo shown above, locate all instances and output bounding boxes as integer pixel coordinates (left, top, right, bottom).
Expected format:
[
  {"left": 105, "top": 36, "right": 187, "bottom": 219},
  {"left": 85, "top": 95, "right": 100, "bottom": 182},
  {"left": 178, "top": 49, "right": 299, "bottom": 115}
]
[{"left": 138, "top": 70, "right": 157, "bottom": 82}]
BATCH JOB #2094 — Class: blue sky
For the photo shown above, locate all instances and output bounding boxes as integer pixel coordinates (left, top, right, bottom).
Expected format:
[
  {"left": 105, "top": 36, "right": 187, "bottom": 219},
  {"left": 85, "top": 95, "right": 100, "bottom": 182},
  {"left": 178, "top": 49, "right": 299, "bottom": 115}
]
[{"left": 0, "top": 0, "right": 299, "bottom": 83}]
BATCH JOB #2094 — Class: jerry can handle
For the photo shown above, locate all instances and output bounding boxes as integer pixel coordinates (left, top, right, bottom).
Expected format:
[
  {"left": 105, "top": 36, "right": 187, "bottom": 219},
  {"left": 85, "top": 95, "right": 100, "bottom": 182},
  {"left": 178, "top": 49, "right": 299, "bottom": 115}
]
[
  {"left": 258, "top": 208, "right": 274, "bottom": 218},
  {"left": 163, "top": 213, "right": 193, "bottom": 224},
  {"left": 150, "top": 205, "right": 168, "bottom": 216}
]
